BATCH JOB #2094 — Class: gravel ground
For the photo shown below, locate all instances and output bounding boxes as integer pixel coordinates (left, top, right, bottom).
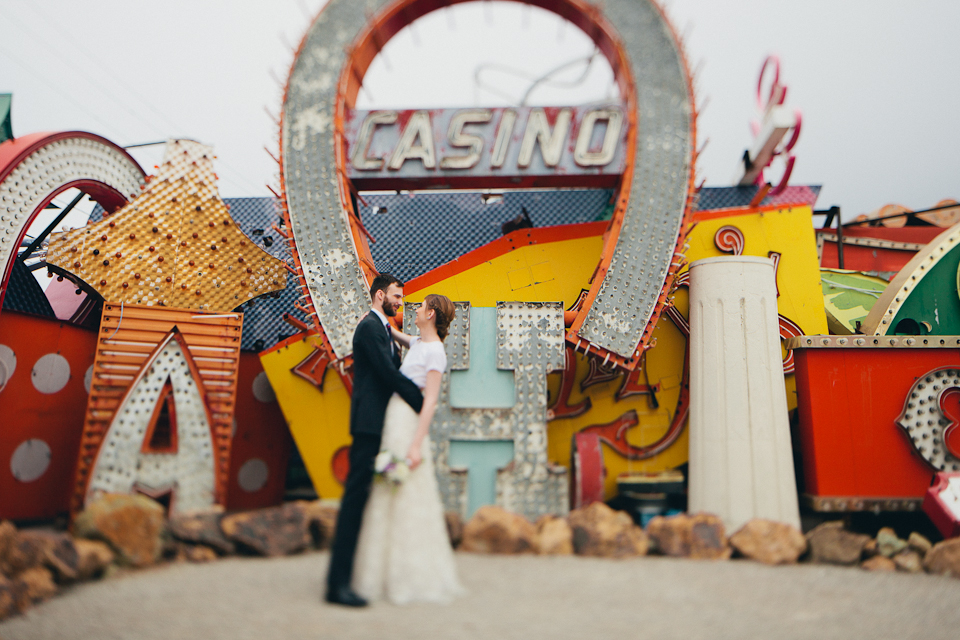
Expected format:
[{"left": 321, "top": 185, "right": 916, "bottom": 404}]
[{"left": 2, "top": 551, "right": 959, "bottom": 640}]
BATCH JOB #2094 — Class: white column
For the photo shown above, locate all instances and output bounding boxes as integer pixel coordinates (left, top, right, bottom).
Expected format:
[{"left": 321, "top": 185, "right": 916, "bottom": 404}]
[{"left": 688, "top": 256, "right": 800, "bottom": 531}]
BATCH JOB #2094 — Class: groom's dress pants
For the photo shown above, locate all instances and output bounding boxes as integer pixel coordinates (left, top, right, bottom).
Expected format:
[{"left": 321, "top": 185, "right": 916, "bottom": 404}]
[{"left": 327, "top": 432, "right": 382, "bottom": 591}]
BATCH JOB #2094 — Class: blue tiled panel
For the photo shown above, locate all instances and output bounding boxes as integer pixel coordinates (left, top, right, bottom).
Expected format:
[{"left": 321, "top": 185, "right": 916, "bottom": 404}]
[
  {"left": 2, "top": 258, "right": 56, "bottom": 318},
  {"left": 358, "top": 189, "right": 614, "bottom": 283},
  {"left": 695, "top": 185, "right": 821, "bottom": 211},
  {"left": 222, "top": 198, "right": 305, "bottom": 352}
]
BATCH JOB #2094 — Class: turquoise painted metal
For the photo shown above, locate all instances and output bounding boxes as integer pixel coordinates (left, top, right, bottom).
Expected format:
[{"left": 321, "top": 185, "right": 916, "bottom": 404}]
[
  {"left": 448, "top": 440, "right": 515, "bottom": 518},
  {"left": 449, "top": 307, "right": 516, "bottom": 409}
]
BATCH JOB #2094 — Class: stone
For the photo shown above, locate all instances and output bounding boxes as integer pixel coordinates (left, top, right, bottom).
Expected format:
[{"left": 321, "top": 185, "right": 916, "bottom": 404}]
[
  {"left": 862, "top": 538, "right": 879, "bottom": 558},
  {"left": 220, "top": 503, "right": 310, "bottom": 557},
  {"left": 173, "top": 543, "right": 218, "bottom": 563},
  {"left": 568, "top": 503, "right": 648, "bottom": 558},
  {"left": 536, "top": 515, "right": 573, "bottom": 555},
  {"left": 908, "top": 532, "right": 932, "bottom": 557},
  {"left": 729, "top": 519, "right": 807, "bottom": 565},
  {"left": 185, "top": 544, "right": 218, "bottom": 563},
  {"left": 805, "top": 521, "right": 870, "bottom": 565},
  {"left": 0, "top": 575, "right": 28, "bottom": 619},
  {"left": 923, "top": 538, "right": 960, "bottom": 577},
  {"left": 73, "top": 494, "right": 166, "bottom": 567},
  {"left": 461, "top": 506, "right": 538, "bottom": 554},
  {"left": 860, "top": 555, "right": 897, "bottom": 572},
  {"left": 18, "top": 531, "right": 79, "bottom": 583},
  {"left": 646, "top": 512, "right": 730, "bottom": 560},
  {"left": 893, "top": 549, "right": 924, "bottom": 573},
  {"left": 74, "top": 539, "right": 115, "bottom": 581},
  {"left": 169, "top": 513, "right": 234, "bottom": 555},
  {"left": 0, "top": 520, "right": 16, "bottom": 574},
  {"left": 17, "top": 567, "right": 57, "bottom": 603},
  {"left": 875, "top": 527, "right": 908, "bottom": 558},
  {"left": 0, "top": 527, "right": 45, "bottom": 579},
  {"left": 445, "top": 512, "right": 464, "bottom": 549},
  {"left": 299, "top": 501, "right": 339, "bottom": 550}
]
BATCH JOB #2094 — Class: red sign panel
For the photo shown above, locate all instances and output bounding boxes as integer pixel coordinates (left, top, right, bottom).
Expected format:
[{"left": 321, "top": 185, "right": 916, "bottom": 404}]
[{"left": 345, "top": 105, "right": 628, "bottom": 190}]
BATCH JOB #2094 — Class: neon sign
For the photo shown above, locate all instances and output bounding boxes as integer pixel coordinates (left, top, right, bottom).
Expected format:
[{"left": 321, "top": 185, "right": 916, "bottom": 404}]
[{"left": 345, "top": 105, "right": 627, "bottom": 190}]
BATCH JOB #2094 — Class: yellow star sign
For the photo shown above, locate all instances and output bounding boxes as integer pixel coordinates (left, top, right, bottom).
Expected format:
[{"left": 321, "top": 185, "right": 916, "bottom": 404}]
[{"left": 47, "top": 140, "right": 287, "bottom": 311}]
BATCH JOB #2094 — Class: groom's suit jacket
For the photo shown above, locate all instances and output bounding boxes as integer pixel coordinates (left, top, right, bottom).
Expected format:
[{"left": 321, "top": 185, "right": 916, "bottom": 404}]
[{"left": 349, "top": 312, "right": 424, "bottom": 436}]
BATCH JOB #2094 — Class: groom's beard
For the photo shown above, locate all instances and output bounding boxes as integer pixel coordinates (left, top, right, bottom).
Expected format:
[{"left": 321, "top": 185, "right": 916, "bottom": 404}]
[{"left": 381, "top": 300, "right": 400, "bottom": 317}]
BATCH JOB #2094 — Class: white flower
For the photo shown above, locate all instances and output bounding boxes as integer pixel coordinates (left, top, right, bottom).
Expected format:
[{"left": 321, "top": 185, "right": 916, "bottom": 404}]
[
  {"left": 374, "top": 451, "right": 392, "bottom": 473},
  {"left": 393, "top": 463, "right": 410, "bottom": 483}
]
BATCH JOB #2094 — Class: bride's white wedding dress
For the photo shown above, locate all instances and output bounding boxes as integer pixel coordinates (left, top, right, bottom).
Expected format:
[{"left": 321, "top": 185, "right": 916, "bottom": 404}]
[{"left": 352, "top": 337, "right": 466, "bottom": 605}]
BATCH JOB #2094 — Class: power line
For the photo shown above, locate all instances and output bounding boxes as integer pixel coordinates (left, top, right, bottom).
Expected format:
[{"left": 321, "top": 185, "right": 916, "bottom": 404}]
[
  {"left": 0, "top": 42, "right": 138, "bottom": 142},
  {"left": 10, "top": 3, "right": 267, "bottom": 197}
]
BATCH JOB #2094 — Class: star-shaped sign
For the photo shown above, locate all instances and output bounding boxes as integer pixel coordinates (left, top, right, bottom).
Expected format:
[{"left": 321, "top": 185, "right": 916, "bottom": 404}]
[{"left": 47, "top": 140, "right": 287, "bottom": 311}]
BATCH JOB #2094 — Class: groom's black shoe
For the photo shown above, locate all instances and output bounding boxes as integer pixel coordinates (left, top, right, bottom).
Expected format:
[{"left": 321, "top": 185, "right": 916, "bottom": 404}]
[{"left": 325, "top": 586, "right": 368, "bottom": 607}]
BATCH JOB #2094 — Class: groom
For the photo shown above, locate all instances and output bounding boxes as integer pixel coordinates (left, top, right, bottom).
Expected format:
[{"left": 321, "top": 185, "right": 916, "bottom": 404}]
[{"left": 325, "top": 273, "right": 424, "bottom": 607}]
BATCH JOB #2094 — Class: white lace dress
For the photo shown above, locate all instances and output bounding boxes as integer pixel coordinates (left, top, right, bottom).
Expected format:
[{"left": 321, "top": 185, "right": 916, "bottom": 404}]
[{"left": 352, "top": 338, "right": 466, "bottom": 605}]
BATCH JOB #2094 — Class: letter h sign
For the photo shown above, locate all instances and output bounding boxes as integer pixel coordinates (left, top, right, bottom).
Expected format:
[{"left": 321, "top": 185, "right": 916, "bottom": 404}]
[{"left": 404, "top": 301, "right": 568, "bottom": 520}]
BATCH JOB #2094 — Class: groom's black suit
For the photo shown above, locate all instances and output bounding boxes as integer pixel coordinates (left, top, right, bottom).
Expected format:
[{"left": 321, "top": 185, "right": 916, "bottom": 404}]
[{"left": 326, "top": 311, "right": 423, "bottom": 596}]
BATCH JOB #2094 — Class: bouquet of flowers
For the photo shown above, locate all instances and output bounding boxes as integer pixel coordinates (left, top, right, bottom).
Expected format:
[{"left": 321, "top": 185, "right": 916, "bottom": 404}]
[{"left": 374, "top": 450, "right": 411, "bottom": 486}]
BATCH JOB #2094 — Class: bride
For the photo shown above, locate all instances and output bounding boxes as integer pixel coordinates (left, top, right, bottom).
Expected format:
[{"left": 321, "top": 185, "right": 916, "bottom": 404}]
[{"left": 352, "top": 293, "right": 466, "bottom": 605}]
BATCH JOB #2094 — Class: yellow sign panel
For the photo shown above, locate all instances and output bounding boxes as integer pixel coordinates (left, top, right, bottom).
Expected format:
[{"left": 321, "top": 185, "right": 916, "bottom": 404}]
[
  {"left": 269, "top": 207, "right": 826, "bottom": 502},
  {"left": 259, "top": 335, "right": 351, "bottom": 499}
]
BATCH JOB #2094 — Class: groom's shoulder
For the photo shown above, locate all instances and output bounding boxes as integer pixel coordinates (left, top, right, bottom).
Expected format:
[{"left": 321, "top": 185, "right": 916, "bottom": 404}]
[{"left": 353, "top": 312, "right": 378, "bottom": 338}]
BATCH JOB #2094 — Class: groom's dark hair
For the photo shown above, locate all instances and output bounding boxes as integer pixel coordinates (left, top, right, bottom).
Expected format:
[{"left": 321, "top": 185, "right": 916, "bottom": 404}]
[{"left": 370, "top": 273, "right": 404, "bottom": 301}]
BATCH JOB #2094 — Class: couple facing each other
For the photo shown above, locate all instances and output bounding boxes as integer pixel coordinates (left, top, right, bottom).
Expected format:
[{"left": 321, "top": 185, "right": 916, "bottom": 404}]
[{"left": 325, "top": 274, "right": 466, "bottom": 607}]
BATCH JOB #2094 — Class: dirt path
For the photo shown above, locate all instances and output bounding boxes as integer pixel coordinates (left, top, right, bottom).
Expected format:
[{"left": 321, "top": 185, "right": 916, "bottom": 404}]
[{"left": 2, "top": 551, "right": 959, "bottom": 640}]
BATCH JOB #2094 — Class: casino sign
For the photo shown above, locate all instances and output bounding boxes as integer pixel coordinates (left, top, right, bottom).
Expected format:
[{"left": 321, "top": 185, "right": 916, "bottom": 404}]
[{"left": 345, "top": 105, "right": 628, "bottom": 190}]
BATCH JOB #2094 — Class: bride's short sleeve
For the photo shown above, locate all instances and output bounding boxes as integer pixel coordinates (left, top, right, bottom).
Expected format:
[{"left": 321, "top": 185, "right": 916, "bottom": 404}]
[{"left": 424, "top": 344, "right": 447, "bottom": 374}]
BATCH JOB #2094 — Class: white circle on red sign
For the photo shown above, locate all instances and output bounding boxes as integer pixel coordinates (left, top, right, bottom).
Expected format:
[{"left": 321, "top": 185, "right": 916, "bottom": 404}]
[
  {"left": 31, "top": 353, "right": 71, "bottom": 394},
  {"left": 238, "top": 458, "right": 269, "bottom": 493},
  {"left": 11, "top": 439, "right": 52, "bottom": 482}
]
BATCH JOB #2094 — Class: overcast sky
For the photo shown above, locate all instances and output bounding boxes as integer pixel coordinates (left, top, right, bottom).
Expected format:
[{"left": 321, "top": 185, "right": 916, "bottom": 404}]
[{"left": 2, "top": 0, "right": 957, "bottom": 219}]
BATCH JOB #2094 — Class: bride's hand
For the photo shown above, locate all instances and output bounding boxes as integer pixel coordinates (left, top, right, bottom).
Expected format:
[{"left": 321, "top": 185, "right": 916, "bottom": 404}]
[{"left": 406, "top": 444, "right": 422, "bottom": 470}]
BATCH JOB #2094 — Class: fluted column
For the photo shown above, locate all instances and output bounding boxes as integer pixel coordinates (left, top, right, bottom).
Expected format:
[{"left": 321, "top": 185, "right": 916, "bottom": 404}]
[{"left": 688, "top": 256, "right": 800, "bottom": 531}]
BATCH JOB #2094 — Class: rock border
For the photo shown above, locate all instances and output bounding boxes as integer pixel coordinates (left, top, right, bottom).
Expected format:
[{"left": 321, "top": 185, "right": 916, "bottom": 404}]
[{"left": 3, "top": 493, "right": 958, "bottom": 622}]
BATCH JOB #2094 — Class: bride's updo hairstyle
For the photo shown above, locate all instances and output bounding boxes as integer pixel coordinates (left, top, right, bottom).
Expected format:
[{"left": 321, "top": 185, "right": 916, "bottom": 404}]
[{"left": 424, "top": 294, "right": 455, "bottom": 341}]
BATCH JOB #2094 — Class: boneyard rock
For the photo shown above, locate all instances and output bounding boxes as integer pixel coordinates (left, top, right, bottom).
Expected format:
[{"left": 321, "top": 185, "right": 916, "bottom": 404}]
[
  {"left": 0, "top": 522, "right": 44, "bottom": 578},
  {"left": 461, "top": 506, "right": 537, "bottom": 554},
  {"left": 893, "top": 549, "right": 924, "bottom": 573},
  {"left": 445, "top": 511, "right": 464, "bottom": 549},
  {"left": 568, "top": 503, "right": 647, "bottom": 558},
  {"left": 805, "top": 521, "right": 870, "bottom": 565},
  {"left": 17, "top": 530, "right": 79, "bottom": 583},
  {"left": 0, "top": 521, "right": 17, "bottom": 573},
  {"left": 860, "top": 555, "right": 897, "bottom": 572},
  {"left": 220, "top": 503, "right": 310, "bottom": 557},
  {"left": 536, "top": 515, "right": 573, "bottom": 556},
  {"left": 729, "top": 519, "right": 807, "bottom": 565},
  {"left": 299, "top": 501, "right": 339, "bottom": 550},
  {"left": 875, "top": 527, "right": 908, "bottom": 558},
  {"left": 73, "top": 494, "right": 166, "bottom": 567},
  {"left": 74, "top": 539, "right": 114, "bottom": 580},
  {"left": 923, "top": 538, "right": 960, "bottom": 578},
  {"left": 646, "top": 512, "right": 730, "bottom": 560},
  {"left": 173, "top": 542, "right": 219, "bottom": 563},
  {"left": 169, "top": 513, "right": 235, "bottom": 555},
  {"left": 0, "top": 575, "right": 28, "bottom": 620},
  {"left": 17, "top": 567, "right": 57, "bottom": 603},
  {"left": 908, "top": 532, "right": 932, "bottom": 556}
]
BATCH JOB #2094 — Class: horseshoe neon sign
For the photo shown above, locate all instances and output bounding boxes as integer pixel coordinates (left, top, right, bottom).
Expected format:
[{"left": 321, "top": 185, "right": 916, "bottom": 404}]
[{"left": 280, "top": 0, "right": 697, "bottom": 370}]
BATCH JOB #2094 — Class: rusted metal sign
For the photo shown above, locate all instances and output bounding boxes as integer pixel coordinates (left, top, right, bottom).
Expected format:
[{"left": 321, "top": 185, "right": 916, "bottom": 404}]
[{"left": 345, "top": 105, "right": 627, "bottom": 190}]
